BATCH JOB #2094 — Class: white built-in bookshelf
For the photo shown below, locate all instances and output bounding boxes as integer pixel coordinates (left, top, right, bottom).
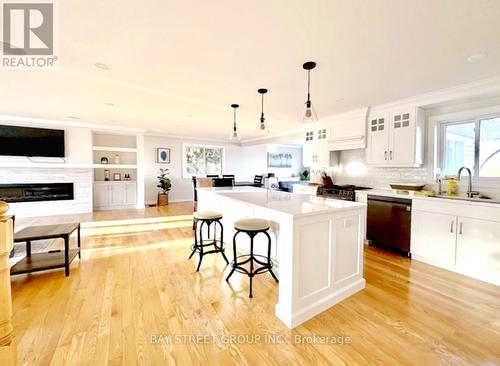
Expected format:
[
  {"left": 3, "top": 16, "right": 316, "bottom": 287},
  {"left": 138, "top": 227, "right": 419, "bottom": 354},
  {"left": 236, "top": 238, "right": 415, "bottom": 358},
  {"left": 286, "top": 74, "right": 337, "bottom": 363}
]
[
  {"left": 92, "top": 132, "right": 138, "bottom": 181},
  {"left": 92, "top": 131, "right": 139, "bottom": 209}
]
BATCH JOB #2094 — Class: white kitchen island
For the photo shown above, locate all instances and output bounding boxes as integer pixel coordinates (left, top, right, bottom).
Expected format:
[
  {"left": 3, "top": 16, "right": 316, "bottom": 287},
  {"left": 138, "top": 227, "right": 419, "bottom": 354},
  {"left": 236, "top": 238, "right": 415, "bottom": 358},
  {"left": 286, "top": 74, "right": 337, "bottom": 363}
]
[{"left": 197, "top": 187, "right": 367, "bottom": 328}]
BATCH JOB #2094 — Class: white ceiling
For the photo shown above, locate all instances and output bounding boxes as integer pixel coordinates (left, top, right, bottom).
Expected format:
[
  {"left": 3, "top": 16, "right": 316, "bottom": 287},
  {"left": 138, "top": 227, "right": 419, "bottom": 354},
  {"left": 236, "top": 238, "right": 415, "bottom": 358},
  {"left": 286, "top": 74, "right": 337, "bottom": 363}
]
[{"left": 1, "top": 0, "right": 500, "bottom": 141}]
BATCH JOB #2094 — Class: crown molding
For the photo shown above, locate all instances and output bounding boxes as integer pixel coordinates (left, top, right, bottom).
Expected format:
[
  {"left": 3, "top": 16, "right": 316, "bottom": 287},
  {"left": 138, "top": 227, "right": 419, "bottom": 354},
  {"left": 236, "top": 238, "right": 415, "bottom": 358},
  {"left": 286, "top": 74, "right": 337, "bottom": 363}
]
[
  {"left": 371, "top": 75, "right": 500, "bottom": 112},
  {"left": 145, "top": 131, "right": 230, "bottom": 144},
  {"left": 0, "top": 114, "right": 146, "bottom": 134}
]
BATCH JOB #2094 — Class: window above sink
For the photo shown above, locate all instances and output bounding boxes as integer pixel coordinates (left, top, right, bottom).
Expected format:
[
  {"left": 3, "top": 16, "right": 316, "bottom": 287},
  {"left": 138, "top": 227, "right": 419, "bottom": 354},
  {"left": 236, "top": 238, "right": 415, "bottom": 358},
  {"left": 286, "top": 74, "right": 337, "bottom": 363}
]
[{"left": 438, "top": 115, "right": 500, "bottom": 179}]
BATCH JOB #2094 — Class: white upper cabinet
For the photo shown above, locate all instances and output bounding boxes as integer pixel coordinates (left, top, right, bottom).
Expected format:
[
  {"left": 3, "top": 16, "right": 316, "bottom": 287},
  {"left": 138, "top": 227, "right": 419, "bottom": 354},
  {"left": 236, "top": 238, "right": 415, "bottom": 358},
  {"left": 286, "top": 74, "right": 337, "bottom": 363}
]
[
  {"left": 366, "top": 105, "right": 425, "bottom": 167},
  {"left": 303, "top": 108, "right": 368, "bottom": 168},
  {"left": 367, "top": 113, "right": 389, "bottom": 165},
  {"left": 303, "top": 124, "right": 330, "bottom": 168},
  {"left": 315, "top": 126, "right": 330, "bottom": 167},
  {"left": 302, "top": 129, "right": 315, "bottom": 168}
]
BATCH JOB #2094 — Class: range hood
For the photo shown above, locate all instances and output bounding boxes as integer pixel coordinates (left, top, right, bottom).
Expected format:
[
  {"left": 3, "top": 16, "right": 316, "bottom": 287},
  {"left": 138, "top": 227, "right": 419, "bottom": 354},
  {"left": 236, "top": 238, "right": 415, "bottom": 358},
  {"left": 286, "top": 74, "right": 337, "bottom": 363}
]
[{"left": 325, "top": 107, "right": 369, "bottom": 151}]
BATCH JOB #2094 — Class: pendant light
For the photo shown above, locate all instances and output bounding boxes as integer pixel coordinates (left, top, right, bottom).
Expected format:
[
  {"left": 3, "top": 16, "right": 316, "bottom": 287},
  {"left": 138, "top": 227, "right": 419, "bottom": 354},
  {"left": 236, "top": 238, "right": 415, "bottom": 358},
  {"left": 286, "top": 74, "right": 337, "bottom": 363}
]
[
  {"left": 230, "top": 103, "right": 240, "bottom": 141},
  {"left": 299, "top": 61, "right": 318, "bottom": 124},
  {"left": 258, "top": 88, "right": 270, "bottom": 133}
]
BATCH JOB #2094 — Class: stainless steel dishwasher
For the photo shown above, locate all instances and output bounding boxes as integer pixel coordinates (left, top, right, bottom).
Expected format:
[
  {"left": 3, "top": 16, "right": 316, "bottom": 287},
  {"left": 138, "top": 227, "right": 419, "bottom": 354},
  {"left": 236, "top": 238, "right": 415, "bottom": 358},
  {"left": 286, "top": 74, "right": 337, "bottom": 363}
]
[{"left": 367, "top": 195, "right": 412, "bottom": 257}]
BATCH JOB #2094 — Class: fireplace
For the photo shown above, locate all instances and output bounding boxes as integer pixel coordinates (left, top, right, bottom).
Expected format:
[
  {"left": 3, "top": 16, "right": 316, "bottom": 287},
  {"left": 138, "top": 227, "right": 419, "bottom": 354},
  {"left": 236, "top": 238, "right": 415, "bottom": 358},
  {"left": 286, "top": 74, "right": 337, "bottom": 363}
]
[{"left": 0, "top": 183, "right": 74, "bottom": 203}]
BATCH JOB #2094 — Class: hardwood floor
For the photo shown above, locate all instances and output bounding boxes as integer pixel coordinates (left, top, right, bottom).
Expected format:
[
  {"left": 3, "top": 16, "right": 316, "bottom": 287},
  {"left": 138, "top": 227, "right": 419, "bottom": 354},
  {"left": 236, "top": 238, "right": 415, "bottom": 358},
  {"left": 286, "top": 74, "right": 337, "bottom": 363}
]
[{"left": 9, "top": 203, "right": 500, "bottom": 365}]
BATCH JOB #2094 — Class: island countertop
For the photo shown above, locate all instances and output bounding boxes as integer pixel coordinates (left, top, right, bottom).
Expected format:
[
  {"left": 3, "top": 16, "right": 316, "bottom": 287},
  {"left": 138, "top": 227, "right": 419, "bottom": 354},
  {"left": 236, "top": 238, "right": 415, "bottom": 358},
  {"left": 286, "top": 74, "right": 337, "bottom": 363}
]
[
  {"left": 196, "top": 185, "right": 367, "bottom": 328},
  {"left": 197, "top": 187, "right": 366, "bottom": 217}
]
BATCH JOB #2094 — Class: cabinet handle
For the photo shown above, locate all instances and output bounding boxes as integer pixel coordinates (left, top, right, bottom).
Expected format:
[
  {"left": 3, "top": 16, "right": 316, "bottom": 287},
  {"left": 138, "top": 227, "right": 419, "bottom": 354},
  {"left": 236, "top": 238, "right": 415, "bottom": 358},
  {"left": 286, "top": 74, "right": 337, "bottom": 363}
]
[
  {"left": 459, "top": 222, "right": 463, "bottom": 235},
  {"left": 450, "top": 221, "right": 454, "bottom": 233},
  {"left": 390, "top": 151, "right": 393, "bottom": 160},
  {"left": 384, "top": 151, "right": 388, "bottom": 160}
]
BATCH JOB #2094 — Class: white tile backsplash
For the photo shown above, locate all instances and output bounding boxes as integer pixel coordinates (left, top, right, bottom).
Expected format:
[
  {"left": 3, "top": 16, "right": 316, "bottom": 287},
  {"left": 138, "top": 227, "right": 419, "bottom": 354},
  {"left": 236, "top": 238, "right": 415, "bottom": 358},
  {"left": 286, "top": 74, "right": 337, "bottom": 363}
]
[
  {"left": 332, "top": 149, "right": 500, "bottom": 199},
  {"left": 333, "top": 149, "right": 430, "bottom": 188}
]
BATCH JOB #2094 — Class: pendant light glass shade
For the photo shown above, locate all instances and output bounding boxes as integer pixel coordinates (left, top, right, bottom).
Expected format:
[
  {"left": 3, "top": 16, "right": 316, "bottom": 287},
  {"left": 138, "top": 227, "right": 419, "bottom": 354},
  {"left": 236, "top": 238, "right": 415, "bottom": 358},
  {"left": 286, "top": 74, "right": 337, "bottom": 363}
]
[
  {"left": 259, "top": 116, "right": 270, "bottom": 134},
  {"left": 230, "top": 129, "right": 240, "bottom": 141},
  {"left": 230, "top": 104, "right": 240, "bottom": 141},
  {"left": 258, "top": 88, "right": 270, "bottom": 134},
  {"left": 299, "top": 61, "right": 318, "bottom": 124},
  {"left": 300, "top": 100, "right": 318, "bottom": 124}
]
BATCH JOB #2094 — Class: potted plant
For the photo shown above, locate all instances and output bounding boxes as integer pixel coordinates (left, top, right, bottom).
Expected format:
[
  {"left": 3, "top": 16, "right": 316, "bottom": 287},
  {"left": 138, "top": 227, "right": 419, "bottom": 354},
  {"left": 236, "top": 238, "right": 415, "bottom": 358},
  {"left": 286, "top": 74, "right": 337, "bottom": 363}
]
[
  {"left": 299, "top": 170, "right": 310, "bottom": 181},
  {"left": 157, "top": 168, "right": 172, "bottom": 206}
]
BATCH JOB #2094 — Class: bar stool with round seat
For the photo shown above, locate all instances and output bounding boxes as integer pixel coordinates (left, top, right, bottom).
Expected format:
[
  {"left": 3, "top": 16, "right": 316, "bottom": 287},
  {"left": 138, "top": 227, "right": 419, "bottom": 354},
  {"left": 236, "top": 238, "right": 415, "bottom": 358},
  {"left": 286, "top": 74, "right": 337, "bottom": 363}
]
[
  {"left": 226, "top": 218, "right": 279, "bottom": 297},
  {"left": 189, "top": 210, "right": 229, "bottom": 271}
]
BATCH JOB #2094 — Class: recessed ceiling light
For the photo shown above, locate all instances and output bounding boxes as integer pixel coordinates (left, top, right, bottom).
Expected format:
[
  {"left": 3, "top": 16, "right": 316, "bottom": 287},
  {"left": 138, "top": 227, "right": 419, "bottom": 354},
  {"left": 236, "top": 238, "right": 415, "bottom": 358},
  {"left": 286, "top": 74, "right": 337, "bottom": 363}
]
[
  {"left": 105, "top": 102, "right": 115, "bottom": 106},
  {"left": 467, "top": 53, "right": 487, "bottom": 63},
  {"left": 94, "top": 62, "right": 109, "bottom": 70},
  {"left": 67, "top": 116, "right": 81, "bottom": 120}
]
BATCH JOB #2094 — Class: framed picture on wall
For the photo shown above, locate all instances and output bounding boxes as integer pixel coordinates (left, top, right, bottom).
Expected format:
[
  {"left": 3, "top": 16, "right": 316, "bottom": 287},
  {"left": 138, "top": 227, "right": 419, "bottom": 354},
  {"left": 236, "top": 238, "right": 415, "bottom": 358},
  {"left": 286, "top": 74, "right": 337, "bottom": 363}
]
[
  {"left": 267, "top": 152, "right": 292, "bottom": 168},
  {"left": 157, "top": 148, "right": 171, "bottom": 163}
]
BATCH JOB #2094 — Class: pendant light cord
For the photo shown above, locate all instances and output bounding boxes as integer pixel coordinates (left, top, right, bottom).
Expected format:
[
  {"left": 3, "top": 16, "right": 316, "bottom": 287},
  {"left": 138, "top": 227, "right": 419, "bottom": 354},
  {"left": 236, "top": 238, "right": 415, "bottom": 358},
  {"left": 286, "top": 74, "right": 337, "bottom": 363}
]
[
  {"left": 307, "top": 69, "right": 311, "bottom": 103},
  {"left": 261, "top": 93, "right": 264, "bottom": 119},
  {"left": 233, "top": 107, "right": 237, "bottom": 131}
]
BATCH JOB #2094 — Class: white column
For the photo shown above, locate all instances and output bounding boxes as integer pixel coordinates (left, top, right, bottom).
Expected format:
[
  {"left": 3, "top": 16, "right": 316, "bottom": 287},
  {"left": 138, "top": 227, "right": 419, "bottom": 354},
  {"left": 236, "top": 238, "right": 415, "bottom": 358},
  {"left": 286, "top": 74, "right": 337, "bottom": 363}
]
[{"left": 136, "top": 133, "right": 145, "bottom": 209}]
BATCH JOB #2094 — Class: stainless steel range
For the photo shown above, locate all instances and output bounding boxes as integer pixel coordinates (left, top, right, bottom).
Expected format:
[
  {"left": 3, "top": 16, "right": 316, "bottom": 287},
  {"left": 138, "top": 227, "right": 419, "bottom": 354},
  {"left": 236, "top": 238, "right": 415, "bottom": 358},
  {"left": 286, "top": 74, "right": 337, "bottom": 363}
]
[{"left": 317, "top": 185, "right": 371, "bottom": 202}]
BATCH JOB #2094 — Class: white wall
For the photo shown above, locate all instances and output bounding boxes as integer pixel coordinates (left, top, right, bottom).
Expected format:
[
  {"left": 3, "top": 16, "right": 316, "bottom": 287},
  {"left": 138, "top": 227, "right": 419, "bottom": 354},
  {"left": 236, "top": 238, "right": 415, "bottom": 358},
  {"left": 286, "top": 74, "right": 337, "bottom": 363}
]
[
  {"left": 143, "top": 135, "right": 303, "bottom": 203},
  {"left": 224, "top": 144, "right": 304, "bottom": 180},
  {"left": 144, "top": 135, "right": 234, "bottom": 203},
  {"left": 266, "top": 145, "right": 303, "bottom": 178}
]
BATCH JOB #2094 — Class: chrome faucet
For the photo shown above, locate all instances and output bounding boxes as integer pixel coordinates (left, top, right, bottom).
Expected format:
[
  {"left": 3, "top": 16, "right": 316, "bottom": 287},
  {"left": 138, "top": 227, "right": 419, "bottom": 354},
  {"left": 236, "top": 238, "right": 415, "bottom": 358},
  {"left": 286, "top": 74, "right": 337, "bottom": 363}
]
[{"left": 457, "top": 167, "right": 479, "bottom": 198}]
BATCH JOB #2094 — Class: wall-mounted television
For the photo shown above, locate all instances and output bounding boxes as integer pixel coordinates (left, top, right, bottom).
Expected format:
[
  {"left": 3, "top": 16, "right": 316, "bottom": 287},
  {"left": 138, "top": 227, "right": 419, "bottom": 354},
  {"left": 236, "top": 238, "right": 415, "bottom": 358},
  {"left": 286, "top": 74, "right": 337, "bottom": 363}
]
[{"left": 0, "top": 125, "right": 65, "bottom": 158}]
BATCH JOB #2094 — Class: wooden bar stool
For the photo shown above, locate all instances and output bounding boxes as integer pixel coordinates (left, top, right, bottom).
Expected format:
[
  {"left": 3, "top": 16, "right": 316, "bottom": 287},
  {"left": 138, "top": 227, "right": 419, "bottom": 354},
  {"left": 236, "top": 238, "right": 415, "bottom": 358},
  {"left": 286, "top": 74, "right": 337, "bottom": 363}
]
[
  {"left": 226, "top": 218, "right": 279, "bottom": 297},
  {"left": 189, "top": 211, "right": 229, "bottom": 271}
]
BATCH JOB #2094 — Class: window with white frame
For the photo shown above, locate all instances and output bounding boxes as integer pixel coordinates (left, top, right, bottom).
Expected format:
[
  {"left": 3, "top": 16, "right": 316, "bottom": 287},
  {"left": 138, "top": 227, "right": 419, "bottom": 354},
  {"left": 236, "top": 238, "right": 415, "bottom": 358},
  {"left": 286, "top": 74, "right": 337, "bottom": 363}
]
[
  {"left": 183, "top": 144, "right": 224, "bottom": 178},
  {"left": 439, "top": 115, "right": 500, "bottom": 178}
]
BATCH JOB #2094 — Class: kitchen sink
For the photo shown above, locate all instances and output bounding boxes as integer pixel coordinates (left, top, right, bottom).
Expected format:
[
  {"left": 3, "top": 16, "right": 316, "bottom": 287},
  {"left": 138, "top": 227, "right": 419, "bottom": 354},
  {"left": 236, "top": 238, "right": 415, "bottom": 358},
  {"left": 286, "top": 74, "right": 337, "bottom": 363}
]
[{"left": 433, "top": 194, "right": 500, "bottom": 204}]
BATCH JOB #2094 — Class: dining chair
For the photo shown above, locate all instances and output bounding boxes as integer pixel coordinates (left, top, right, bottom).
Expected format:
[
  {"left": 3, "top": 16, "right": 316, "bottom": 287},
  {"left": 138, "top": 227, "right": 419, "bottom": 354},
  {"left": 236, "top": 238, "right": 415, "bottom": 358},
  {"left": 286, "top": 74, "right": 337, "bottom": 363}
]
[
  {"left": 254, "top": 175, "right": 263, "bottom": 187},
  {"left": 213, "top": 178, "right": 234, "bottom": 187}
]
